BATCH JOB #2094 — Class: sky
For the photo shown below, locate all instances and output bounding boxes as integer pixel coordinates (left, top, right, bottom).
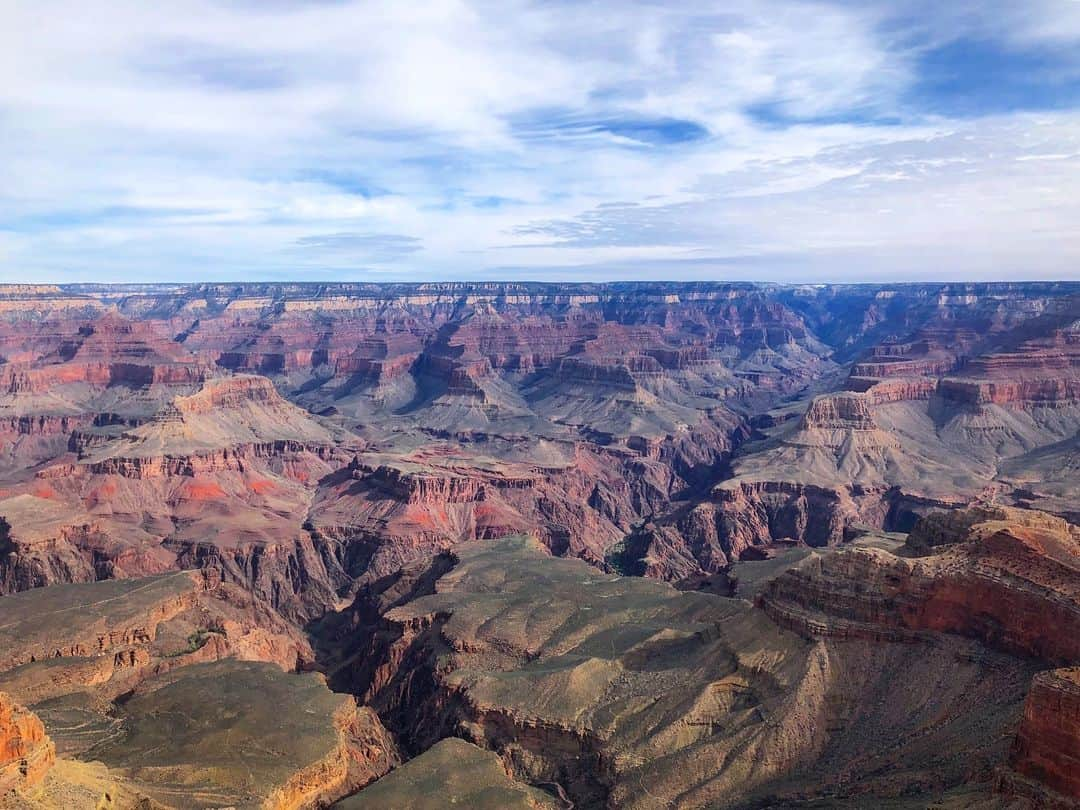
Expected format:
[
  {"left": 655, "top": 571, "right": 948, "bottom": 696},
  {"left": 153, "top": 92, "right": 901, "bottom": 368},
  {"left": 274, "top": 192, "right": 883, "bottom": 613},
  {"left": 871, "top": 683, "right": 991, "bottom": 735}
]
[{"left": 2, "top": 0, "right": 1080, "bottom": 284}]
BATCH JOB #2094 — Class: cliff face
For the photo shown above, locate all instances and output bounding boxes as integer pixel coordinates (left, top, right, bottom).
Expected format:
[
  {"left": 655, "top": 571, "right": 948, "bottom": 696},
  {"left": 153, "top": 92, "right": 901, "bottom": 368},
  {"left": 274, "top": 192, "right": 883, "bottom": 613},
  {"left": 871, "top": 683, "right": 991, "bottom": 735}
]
[
  {"left": 0, "top": 569, "right": 316, "bottom": 709},
  {"left": 0, "top": 311, "right": 210, "bottom": 397},
  {"left": 0, "top": 368, "right": 349, "bottom": 619},
  {"left": 67, "top": 660, "right": 400, "bottom": 810},
  {"left": 753, "top": 507, "right": 1080, "bottom": 807},
  {"left": 317, "top": 534, "right": 1050, "bottom": 809},
  {"left": 623, "top": 291, "right": 1080, "bottom": 583},
  {"left": 0, "top": 694, "right": 55, "bottom": 792},
  {"left": 261, "top": 701, "right": 399, "bottom": 810},
  {"left": 1007, "top": 668, "right": 1080, "bottom": 803},
  {"left": 0, "top": 282, "right": 1077, "bottom": 809},
  {"left": 800, "top": 393, "right": 877, "bottom": 430},
  {"left": 304, "top": 418, "right": 741, "bottom": 589},
  {"left": 618, "top": 479, "right": 864, "bottom": 581},
  {"left": 758, "top": 507, "right": 1080, "bottom": 663},
  {"left": 1, "top": 281, "right": 1076, "bottom": 628},
  {"left": 0, "top": 566, "right": 363, "bottom": 808}
]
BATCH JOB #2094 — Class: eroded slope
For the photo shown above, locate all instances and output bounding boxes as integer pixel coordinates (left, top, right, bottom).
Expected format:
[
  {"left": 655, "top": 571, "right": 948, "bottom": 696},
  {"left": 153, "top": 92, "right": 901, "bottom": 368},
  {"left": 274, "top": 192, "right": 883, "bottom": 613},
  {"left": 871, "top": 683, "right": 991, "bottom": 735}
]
[{"left": 325, "top": 529, "right": 1066, "bottom": 808}]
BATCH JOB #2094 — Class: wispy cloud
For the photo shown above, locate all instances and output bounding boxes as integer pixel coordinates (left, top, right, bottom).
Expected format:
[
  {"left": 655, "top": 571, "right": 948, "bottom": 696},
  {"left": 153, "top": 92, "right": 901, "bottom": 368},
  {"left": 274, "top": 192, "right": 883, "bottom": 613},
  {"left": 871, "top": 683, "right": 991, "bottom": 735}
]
[
  {"left": 292, "top": 232, "right": 422, "bottom": 263},
  {"left": 1, "top": 0, "right": 1078, "bottom": 282}
]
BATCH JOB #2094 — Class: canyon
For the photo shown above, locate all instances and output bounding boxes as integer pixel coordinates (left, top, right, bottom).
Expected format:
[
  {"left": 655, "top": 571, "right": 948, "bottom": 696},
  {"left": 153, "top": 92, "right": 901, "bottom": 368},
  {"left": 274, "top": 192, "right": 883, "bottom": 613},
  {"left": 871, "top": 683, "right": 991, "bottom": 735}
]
[{"left": 0, "top": 281, "right": 1077, "bottom": 808}]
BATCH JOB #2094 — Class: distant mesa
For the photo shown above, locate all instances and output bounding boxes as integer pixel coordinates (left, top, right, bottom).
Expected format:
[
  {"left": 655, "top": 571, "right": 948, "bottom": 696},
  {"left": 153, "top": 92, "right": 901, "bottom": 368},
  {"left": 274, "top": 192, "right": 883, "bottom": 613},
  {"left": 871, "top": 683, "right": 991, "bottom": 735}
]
[{"left": 0, "top": 281, "right": 1077, "bottom": 807}]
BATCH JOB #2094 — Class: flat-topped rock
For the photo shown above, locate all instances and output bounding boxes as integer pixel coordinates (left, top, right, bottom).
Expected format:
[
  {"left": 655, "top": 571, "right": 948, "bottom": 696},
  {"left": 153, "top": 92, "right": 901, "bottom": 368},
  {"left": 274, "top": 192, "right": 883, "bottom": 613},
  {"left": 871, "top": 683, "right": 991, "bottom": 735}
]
[
  {"left": 0, "top": 572, "right": 200, "bottom": 673},
  {"left": 89, "top": 660, "right": 397, "bottom": 810},
  {"left": 330, "top": 534, "right": 1041, "bottom": 809},
  {"left": 335, "top": 737, "right": 559, "bottom": 810}
]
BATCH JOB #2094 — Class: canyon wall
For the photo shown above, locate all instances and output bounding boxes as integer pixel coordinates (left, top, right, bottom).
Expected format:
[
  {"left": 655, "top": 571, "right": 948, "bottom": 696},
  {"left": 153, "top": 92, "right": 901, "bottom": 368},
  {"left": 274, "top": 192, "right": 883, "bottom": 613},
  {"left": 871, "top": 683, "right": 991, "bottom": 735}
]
[{"left": 0, "top": 694, "right": 54, "bottom": 792}]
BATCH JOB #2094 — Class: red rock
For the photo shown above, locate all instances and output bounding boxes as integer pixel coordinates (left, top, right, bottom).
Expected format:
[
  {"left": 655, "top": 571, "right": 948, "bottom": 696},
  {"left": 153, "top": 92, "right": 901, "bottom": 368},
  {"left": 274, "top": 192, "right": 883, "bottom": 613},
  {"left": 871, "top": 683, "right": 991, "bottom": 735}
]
[
  {"left": 800, "top": 394, "right": 877, "bottom": 430},
  {"left": 759, "top": 507, "right": 1080, "bottom": 664},
  {"left": 0, "top": 281, "right": 1076, "bottom": 627},
  {"left": 1007, "top": 667, "right": 1080, "bottom": 802},
  {"left": 0, "top": 694, "right": 55, "bottom": 791}
]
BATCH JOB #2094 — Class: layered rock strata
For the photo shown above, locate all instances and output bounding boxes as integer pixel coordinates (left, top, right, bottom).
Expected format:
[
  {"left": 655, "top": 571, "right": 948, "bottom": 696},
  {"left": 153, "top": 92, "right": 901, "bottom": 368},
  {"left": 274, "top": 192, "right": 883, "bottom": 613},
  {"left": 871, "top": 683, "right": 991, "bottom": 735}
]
[
  {"left": 325, "top": 534, "right": 1046, "bottom": 809},
  {"left": 1005, "top": 667, "right": 1080, "bottom": 805},
  {"left": 0, "top": 695, "right": 54, "bottom": 793}
]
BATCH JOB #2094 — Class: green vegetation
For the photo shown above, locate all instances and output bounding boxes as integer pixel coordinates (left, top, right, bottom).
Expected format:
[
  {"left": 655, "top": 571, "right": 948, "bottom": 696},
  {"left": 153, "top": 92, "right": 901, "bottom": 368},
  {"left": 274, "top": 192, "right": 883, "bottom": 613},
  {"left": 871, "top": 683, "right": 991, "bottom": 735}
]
[{"left": 164, "top": 628, "right": 224, "bottom": 658}]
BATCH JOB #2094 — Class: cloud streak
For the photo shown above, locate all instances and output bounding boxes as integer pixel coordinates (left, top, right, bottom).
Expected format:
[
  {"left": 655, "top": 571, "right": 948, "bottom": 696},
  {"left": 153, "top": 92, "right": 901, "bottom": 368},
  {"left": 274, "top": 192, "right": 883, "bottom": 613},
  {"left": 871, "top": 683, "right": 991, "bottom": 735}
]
[{"left": 1, "top": 0, "right": 1078, "bottom": 282}]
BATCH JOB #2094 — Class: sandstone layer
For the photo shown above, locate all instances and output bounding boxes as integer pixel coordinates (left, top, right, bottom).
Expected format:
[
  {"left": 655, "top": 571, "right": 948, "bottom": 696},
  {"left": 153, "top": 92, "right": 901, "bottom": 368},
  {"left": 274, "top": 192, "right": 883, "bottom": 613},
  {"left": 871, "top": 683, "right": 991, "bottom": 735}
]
[
  {"left": 1007, "top": 667, "right": 1080, "bottom": 804},
  {"left": 0, "top": 696, "right": 54, "bottom": 794},
  {"left": 0, "top": 571, "right": 389, "bottom": 809},
  {"left": 1, "top": 281, "right": 1077, "bottom": 605},
  {"left": 0, "top": 282, "right": 1077, "bottom": 809},
  {"left": 321, "top": 532, "right": 1053, "bottom": 808}
]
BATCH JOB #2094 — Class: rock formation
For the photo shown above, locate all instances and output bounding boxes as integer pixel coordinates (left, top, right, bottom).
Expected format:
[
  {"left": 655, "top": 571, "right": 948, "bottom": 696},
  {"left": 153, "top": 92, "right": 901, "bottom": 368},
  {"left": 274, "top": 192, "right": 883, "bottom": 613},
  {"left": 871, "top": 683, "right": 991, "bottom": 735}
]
[
  {"left": 337, "top": 737, "right": 561, "bottom": 809},
  {"left": 0, "top": 281, "right": 1077, "bottom": 808},
  {"left": 316, "top": 532, "right": 1059, "bottom": 808},
  {"left": 1005, "top": 667, "right": 1080, "bottom": 806},
  {"left": 759, "top": 507, "right": 1080, "bottom": 660},
  {"left": 0, "top": 695, "right": 54, "bottom": 793},
  {"left": 0, "top": 569, "right": 387, "bottom": 809},
  {"left": 1, "top": 281, "right": 1077, "bottom": 600},
  {"left": 88, "top": 660, "right": 398, "bottom": 810},
  {"left": 751, "top": 507, "right": 1080, "bottom": 806}
]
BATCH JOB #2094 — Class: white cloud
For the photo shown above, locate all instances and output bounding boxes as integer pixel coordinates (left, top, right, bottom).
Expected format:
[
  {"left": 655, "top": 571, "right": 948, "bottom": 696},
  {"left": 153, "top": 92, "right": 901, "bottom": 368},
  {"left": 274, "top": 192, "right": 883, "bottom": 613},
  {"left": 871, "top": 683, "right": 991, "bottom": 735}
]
[{"left": 0, "top": 0, "right": 1078, "bottom": 282}]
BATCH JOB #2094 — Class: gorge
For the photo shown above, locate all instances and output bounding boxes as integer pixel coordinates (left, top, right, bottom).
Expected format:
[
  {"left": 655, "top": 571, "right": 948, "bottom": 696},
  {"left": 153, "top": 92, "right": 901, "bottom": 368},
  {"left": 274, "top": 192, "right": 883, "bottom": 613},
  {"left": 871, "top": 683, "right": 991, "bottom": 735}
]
[{"left": 0, "top": 281, "right": 1077, "bottom": 808}]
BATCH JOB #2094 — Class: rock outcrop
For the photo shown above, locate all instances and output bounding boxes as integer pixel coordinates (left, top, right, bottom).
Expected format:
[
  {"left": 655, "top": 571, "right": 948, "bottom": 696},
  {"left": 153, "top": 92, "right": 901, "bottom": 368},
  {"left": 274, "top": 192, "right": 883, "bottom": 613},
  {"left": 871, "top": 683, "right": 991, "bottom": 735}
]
[
  {"left": 616, "top": 479, "right": 873, "bottom": 581},
  {"left": 321, "top": 534, "right": 1046, "bottom": 809},
  {"left": 0, "top": 571, "right": 312, "bottom": 710},
  {"left": 0, "top": 572, "right": 202, "bottom": 673},
  {"left": 756, "top": 508, "right": 1080, "bottom": 807},
  {"left": 262, "top": 700, "right": 399, "bottom": 810},
  {"left": 759, "top": 507, "right": 1080, "bottom": 663},
  {"left": 1005, "top": 667, "right": 1080, "bottom": 805},
  {"left": 1, "top": 281, "right": 1077, "bottom": 616},
  {"left": 87, "top": 660, "right": 399, "bottom": 810},
  {"left": 0, "top": 282, "right": 1077, "bottom": 809},
  {"left": 336, "top": 737, "right": 561, "bottom": 809},
  {"left": 0, "top": 694, "right": 55, "bottom": 793}
]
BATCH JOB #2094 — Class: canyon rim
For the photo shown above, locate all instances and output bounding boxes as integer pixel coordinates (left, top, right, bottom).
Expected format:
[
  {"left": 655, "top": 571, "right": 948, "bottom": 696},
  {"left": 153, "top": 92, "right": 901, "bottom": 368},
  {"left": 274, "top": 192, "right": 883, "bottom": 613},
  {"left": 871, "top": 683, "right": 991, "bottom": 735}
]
[
  {"left": 4, "top": 0, "right": 1080, "bottom": 806},
  {"left": 0, "top": 281, "right": 1076, "bottom": 808}
]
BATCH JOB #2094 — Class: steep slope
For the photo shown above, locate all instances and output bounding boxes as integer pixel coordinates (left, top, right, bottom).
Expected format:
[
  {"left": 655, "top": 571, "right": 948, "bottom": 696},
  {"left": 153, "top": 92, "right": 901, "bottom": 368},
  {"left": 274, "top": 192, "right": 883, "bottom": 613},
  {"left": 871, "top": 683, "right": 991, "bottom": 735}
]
[
  {"left": 0, "top": 571, "right": 309, "bottom": 705},
  {"left": 0, "top": 695, "right": 54, "bottom": 793},
  {"left": 757, "top": 506, "right": 1080, "bottom": 808},
  {"left": 306, "top": 416, "right": 741, "bottom": 585},
  {"left": 0, "top": 376, "right": 351, "bottom": 619},
  {"left": 0, "top": 571, "right": 394, "bottom": 810},
  {"left": 1005, "top": 667, "right": 1080, "bottom": 807},
  {"left": 0, "top": 311, "right": 213, "bottom": 481},
  {"left": 619, "top": 293, "right": 1080, "bottom": 582},
  {"left": 323, "top": 533, "right": 1051, "bottom": 809},
  {"left": 0, "top": 282, "right": 1076, "bottom": 613},
  {"left": 0, "top": 282, "right": 1077, "bottom": 809}
]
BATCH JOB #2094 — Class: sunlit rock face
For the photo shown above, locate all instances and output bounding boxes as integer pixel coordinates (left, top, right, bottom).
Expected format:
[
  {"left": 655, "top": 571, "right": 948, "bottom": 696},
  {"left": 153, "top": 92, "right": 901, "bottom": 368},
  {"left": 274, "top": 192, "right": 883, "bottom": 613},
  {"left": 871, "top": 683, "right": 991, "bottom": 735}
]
[
  {"left": 1005, "top": 667, "right": 1080, "bottom": 804},
  {"left": 1, "top": 281, "right": 1076, "bottom": 605},
  {"left": 0, "top": 281, "right": 1077, "bottom": 807},
  {"left": 313, "top": 530, "right": 1075, "bottom": 808},
  {"left": 0, "top": 693, "right": 54, "bottom": 792}
]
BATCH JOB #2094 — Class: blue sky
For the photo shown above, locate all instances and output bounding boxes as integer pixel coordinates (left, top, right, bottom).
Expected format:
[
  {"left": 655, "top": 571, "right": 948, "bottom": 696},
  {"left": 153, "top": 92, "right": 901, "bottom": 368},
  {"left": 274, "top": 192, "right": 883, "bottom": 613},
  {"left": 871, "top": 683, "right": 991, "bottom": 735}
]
[{"left": 2, "top": 0, "right": 1079, "bottom": 283}]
